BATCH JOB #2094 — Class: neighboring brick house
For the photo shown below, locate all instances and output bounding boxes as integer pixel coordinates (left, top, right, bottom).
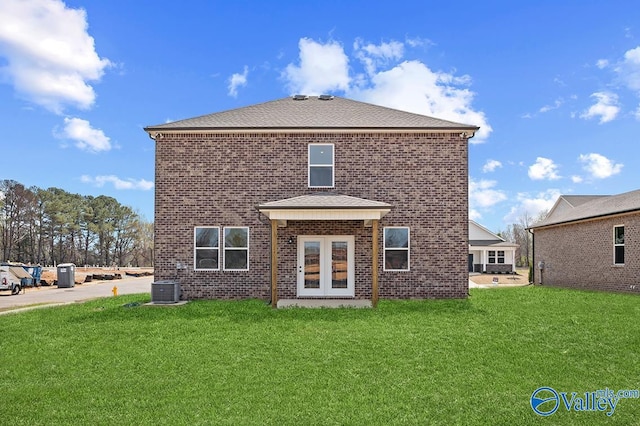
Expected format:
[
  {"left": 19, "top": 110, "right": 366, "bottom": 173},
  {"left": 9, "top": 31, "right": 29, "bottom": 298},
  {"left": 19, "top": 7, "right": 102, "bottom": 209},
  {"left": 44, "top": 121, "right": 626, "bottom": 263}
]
[
  {"left": 529, "top": 189, "right": 640, "bottom": 293},
  {"left": 144, "top": 95, "right": 478, "bottom": 307},
  {"left": 468, "top": 220, "right": 518, "bottom": 273}
]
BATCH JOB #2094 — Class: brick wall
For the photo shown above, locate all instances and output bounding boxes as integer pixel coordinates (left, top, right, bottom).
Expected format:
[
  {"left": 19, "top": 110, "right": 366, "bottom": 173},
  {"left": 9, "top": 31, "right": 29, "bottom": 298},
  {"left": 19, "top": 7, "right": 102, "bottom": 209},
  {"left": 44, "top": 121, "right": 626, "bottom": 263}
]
[
  {"left": 533, "top": 213, "right": 640, "bottom": 293},
  {"left": 154, "top": 131, "right": 469, "bottom": 301}
]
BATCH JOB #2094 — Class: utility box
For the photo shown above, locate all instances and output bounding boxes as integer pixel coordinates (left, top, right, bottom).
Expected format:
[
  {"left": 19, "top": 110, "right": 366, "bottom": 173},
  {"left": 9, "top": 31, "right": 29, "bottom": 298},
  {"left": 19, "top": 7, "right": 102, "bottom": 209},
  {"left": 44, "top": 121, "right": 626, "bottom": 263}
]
[{"left": 57, "top": 263, "right": 76, "bottom": 288}]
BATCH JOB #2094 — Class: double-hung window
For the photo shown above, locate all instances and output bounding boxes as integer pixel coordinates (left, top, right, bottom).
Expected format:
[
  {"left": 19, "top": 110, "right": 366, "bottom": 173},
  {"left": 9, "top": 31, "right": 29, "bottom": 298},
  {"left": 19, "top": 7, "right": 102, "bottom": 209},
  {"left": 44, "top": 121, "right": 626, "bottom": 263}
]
[
  {"left": 614, "top": 225, "right": 624, "bottom": 265},
  {"left": 194, "top": 227, "right": 219, "bottom": 270},
  {"left": 308, "top": 144, "right": 334, "bottom": 188},
  {"left": 384, "top": 227, "right": 410, "bottom": 271},
  {"left": 488, "top": 250, "right": 505, "bottom": 264},
  {"left": 224, "top": 227, "right": 249, "bottom": 270}
]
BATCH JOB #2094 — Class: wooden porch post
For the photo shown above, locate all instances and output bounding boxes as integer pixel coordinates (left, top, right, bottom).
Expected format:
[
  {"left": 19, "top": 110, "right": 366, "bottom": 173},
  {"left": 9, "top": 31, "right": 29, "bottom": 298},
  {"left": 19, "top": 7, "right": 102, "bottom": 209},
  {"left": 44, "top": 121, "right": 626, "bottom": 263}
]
[
  {"left": 271, "top": 219, "right": 278, "bottom": 308},
  {"left": 372, "top": 219, "right": 379, "bottom": 308}
]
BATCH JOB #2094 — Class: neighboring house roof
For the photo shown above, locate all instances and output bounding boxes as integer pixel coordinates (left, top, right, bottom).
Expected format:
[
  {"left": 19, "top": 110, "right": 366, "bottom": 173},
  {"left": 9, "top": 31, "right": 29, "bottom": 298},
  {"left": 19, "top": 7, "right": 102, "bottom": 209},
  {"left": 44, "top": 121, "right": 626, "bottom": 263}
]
[
  {"left": 530, "top": 189, "right": 640, "bottom": 229},
  {"left": 145, "top": 96, "right": 479, "bottom": 132},
  {"left": 469, "top": 240, "right": 519, "bottom": 248},
  {"left": 468, "top": 220, "right": 519, "bottom": 248}
]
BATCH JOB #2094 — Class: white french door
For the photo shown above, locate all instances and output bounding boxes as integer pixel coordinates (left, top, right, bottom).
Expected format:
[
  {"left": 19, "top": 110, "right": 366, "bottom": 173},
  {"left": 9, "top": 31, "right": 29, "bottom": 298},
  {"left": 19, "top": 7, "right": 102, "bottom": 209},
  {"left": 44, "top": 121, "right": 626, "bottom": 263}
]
[{"left": 297, "top": 236, "right": 354, "bottom": 297}]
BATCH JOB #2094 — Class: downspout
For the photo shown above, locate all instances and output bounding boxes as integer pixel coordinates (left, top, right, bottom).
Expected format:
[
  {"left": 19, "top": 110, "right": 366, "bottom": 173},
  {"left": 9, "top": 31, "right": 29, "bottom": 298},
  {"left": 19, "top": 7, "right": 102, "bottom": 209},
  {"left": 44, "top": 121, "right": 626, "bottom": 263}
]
[{"left": 528, "top": 227, "right": 535, "bottom": 285}]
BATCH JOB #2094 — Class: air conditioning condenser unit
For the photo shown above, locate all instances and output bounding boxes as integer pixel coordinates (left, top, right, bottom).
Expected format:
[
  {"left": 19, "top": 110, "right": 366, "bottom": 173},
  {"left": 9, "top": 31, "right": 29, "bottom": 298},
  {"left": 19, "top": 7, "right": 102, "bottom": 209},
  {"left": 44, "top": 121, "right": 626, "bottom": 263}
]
[{"left": 151, "top": 280, "right": 180, "bottom": 304}]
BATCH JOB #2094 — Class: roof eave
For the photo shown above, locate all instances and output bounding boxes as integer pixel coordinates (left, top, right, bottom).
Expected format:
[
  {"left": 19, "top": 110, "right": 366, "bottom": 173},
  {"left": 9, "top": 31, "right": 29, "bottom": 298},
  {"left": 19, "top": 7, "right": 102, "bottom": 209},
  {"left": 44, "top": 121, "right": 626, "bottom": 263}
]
[
  {"left": 145, "top": 126, "right": 479, "bottom": 138},
  {"left": 528, "top": 207, "right": 640, "bottom": 231}
]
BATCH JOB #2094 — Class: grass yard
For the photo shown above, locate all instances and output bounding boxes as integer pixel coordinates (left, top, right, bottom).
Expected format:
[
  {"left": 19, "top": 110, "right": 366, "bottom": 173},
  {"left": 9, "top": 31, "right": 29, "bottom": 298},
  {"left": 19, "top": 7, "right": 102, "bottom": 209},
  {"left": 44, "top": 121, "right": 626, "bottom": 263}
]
[{"left": 1, "top": 287, "right": 638, "bottom": 425}]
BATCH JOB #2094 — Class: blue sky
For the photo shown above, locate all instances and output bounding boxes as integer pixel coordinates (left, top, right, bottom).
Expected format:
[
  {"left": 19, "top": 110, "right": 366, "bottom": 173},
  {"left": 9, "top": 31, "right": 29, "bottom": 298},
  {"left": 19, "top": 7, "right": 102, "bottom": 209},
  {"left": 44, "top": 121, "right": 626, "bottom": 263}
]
[{"left": 1, "top": 1, "right": 639, "bottom": 232}]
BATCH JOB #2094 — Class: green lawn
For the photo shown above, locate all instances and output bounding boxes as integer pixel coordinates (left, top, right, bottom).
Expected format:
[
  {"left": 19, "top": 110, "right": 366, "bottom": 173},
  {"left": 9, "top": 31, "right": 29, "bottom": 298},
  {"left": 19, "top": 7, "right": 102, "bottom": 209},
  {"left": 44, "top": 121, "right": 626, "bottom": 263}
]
[{"left": 1, "top": 287, "right": 638, "bottom": 425}]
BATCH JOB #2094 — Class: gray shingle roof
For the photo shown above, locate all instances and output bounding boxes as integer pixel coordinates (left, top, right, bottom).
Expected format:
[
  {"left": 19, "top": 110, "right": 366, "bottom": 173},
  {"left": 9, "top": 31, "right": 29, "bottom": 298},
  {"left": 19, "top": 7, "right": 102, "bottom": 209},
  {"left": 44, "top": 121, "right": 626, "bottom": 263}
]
[
  {"left": 530, "top": 189, "right": 640, "bottom": 229},
  {"left": 257, "top": 193, "right": 392, "bottom": 210},
  {"left": 145, "top": 96, "right": 479, "bottom": 131},
  {"left": 469, "top": 240, "right": 519, "bottom": 248}
]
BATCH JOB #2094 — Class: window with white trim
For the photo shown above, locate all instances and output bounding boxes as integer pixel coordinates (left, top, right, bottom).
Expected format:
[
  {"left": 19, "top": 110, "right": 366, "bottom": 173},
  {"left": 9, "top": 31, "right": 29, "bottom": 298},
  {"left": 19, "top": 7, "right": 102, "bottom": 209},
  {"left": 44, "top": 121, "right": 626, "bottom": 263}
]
[
  {"left": 488, "top": 250, "right": 505, "bottom": 264},
  {"left": 384, "top": 227, "right": 410, "bottom": 271},
  {"left": 308, "top": 144, "right": 334, "bottom": 187},
  {"left": 224, "top": 227, "right": 249, "bottom": 270},
  {"left": 614, "top": 225, "right": 624, "bottom": 265},
  {"left": 194, "top": 227, "right": 219, "bottom": 270}
]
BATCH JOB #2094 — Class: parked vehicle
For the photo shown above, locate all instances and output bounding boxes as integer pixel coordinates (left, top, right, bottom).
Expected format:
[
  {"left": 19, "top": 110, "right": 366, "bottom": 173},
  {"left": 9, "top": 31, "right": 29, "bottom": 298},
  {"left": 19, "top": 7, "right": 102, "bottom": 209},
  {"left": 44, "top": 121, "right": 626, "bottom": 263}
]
[{"left": 0, "top": 266, "right": 23, "bottom": 295}]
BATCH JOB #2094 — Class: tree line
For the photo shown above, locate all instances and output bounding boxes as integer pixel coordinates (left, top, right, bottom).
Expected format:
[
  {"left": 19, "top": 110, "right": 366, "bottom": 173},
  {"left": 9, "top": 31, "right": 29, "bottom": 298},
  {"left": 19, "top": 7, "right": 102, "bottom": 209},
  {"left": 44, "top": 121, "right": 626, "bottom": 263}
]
[
  {"left": 497, "top": 211, "right": 548, "bottom": 268},
  {"left": 0, "top": 179, "right": 153, "bottom": 267}
]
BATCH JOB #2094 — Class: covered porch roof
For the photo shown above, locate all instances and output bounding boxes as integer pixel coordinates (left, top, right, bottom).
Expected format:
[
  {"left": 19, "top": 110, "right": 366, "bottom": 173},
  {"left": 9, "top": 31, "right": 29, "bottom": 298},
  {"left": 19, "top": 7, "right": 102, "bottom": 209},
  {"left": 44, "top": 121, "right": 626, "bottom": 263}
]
[{"left": 257, "top": 193, "right": 392, "bottom": 223}]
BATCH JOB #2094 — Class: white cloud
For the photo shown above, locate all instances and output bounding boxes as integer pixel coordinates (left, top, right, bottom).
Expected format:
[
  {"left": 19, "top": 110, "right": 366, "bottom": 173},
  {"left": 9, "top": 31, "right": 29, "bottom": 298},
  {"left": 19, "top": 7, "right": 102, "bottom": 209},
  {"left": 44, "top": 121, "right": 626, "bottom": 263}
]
[
  {"left": 580, "top": 92, "right": 620, "bottom": 123},
  {"left": 0, "top": 0, "right": 111, "bottom": 113},
  {"left": 282, "top": 37, "right": 491, "bottom": 142},
  {"left": 354, "top": 39, "right": 404, "bottom": 75},
  {"left": 227, "top": 66, "right": 248, "bottom": 97},
  {"left": 571, "top": 175, "right": 583, "bottom": 183},
  {"left": 578, "top": 153, "right": 623, "bottom": 179},
  {"left": 468, "top": 177, "right": 507, "bottom": 224},
  {"left": 482, "top": 159, "right": 502, "bottom": 173},
  {"left": 469, "top": 178, "right": 507, "bottom": 208},
  {"left": 635, "top": 104, "right": 640, "bottom": 120},
  {"left": 539, "top": 98, "right": 563, "bottom": 113},
  {"left": 405, "top": 36, "right": 433, "bottom": 48},
  {"left": 282, "top": 38, "right": 350, "bottom": 95},
  {"left": 528, "top": 157, "right": 560, "bottom": 181},
  {"left": 596, "top": 59, "right": 609, "bottom": 69},
  {"left": 351, "top": 60, "right": 491, "bottom": 142},
  {"left": 616, "top": 46, "right": 640, "bottom": 92},
  {"left": 504, "top": 189, "right": 561, "bottom": 224},
  {"left": 81, "top": 175, "right": 154, "bottom": 190},
  {"left": 59, "top": 117, "right": 111, "bottom": 152}
]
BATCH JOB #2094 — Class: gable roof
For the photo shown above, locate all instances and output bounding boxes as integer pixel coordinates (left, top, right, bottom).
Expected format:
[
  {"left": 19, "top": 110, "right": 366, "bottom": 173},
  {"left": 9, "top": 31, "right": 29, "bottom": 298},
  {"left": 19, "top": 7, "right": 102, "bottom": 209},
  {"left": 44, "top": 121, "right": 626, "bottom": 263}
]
[
  {"left": 145, "top": 96, "right": 479, "bottom": 132},
  {"left": 469, "top": 220, "right": 504, "bottom": 243},
  {"left": 468, "top": 220, "right": 518, "bottom": 248},
  {"left": 530, "top": 189, "right": 640, "bottom": 229}
]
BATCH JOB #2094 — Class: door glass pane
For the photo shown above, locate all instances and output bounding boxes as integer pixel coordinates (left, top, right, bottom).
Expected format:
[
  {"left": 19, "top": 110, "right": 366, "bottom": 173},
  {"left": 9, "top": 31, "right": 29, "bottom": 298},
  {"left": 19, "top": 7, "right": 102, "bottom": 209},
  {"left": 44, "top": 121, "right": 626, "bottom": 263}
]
[
  {"left": 304, "top": 241, "right": 320, "bottom": 289},
  {"left": 331, "top": 241, "right": 348, "bottom": 289}
]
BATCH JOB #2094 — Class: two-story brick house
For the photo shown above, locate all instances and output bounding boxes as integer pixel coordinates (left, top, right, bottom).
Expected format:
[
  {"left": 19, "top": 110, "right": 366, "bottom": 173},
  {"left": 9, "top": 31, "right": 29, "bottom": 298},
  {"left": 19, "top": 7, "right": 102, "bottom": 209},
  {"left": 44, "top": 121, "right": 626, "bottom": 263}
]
[
  {"left": 529, "top": 189, "right": 640, "bottom": 293},
  {"left": 145, "top": 95, "right": 478, "bottom": 307}
]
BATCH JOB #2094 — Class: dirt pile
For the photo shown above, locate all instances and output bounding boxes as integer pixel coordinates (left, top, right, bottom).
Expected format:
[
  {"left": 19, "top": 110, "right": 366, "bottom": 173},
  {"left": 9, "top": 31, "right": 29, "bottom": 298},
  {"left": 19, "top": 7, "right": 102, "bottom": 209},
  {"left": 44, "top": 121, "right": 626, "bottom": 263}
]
[{"left": 39, "top": 267, "right": 153, "bottom": 285}]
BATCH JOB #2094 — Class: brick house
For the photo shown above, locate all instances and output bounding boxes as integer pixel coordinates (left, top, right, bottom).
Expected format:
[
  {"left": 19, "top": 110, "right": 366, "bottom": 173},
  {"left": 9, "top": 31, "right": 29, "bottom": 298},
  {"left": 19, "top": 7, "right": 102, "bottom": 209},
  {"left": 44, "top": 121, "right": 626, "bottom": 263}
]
[
  {"left": 468, "top": 220, "right": 518, "bottom": 273},
  {"left": 144, "top": 95, "right": 478, "bottom": 307},
  {"left": 529, "top": 189, "right": 640, "bottom": 293}
]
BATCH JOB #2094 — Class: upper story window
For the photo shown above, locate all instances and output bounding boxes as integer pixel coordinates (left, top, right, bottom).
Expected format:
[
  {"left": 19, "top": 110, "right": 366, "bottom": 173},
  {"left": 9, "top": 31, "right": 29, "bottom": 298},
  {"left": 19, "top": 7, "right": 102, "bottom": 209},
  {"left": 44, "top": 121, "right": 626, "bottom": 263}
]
[
  {"left": 308, "top": 144, "right": 334, "bottom": 188},
  {"left": 194, "top": 226, "right": 219, "bottom": 270},
  {"left": 384, "top": 227, "right": 410, "bottom": 271},
  {"left": 614, "top": 225, "right": 624, "bottom": 265},
  {"left": 488, "top": 250, "right": 505, "bottom": 264}
]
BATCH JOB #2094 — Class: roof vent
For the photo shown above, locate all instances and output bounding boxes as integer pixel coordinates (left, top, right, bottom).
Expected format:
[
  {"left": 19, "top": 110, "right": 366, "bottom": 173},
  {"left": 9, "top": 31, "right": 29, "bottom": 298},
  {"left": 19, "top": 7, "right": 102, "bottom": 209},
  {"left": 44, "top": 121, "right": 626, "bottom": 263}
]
[
  {"left": 318, "top": 94, "right": 334, "bottom": 101},
  {"left": 292, "top": 95, "right": 309, "bottom": 101}
]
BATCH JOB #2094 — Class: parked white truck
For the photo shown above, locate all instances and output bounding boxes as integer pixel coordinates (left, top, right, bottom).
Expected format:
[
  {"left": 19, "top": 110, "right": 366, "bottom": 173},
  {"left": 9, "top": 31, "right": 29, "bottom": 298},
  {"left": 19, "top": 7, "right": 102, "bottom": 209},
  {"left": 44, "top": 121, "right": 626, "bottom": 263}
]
[{"left": 0, "top": 266, "right": 27, "bottom": 295}]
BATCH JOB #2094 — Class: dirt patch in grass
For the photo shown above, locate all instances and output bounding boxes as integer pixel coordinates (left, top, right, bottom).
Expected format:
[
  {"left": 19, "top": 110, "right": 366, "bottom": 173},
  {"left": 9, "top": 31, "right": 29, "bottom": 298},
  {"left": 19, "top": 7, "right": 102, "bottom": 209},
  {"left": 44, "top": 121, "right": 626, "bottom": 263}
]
[
  {"left": 40, "top": 267, "right": 153, "bottom": 285},
  {"left": 469, "top": 269, "right": 530, "bottom": 285}
]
